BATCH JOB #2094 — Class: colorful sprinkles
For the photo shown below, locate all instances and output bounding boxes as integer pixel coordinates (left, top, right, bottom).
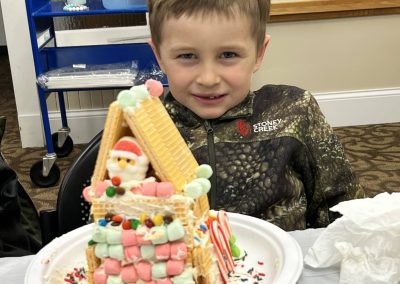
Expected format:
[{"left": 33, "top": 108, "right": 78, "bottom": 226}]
[
  {"left": 229, "top": 254, "right": 267, "bottom": 283},
  {"left": 63, "top": 267, "right": 86, "bottom": 283}
]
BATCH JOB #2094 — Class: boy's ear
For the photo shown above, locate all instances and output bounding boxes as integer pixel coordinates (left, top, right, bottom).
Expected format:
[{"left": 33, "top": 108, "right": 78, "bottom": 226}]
[
  {"left": 148, "top": 39, "right": 166, "bottom": 73},
  {"left": 254, "top": 35, "right": 271, "bottom": 72}
]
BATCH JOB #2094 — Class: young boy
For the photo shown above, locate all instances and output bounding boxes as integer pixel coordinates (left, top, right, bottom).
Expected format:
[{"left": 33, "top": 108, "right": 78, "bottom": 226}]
[{"left": 147, "top": 0, "right": 364, "bottom": 231}]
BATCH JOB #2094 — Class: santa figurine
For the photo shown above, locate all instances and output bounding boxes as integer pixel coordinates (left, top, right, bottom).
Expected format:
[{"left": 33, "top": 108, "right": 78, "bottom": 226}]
[{"left": 106, "top": 136, "right": 150, "bottom": 183}]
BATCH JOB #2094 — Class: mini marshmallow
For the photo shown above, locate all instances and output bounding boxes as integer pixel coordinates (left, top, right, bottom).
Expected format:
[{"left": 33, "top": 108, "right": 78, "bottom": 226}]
[
  {"left": 124, "top": 245, "right": 141, "bottom": 262},
  {"left": 141, "top": 245, "right": 155, "bottom": 260},
  {"left": 95, "top": 180, "right": 109, "bottom": 197},
  {"left": 108, "top": 244, "right": 124, "bottom": 261},
  {"left": 92, "top": 225, "right": 107, "bottom": 243},
  {"left": 149, "top": 226, "right": 168, "bottom": 245},
  {"left": 172, "top": 267, "right": 195, "bottom": 284},
  {"left": 167, "top": 220, "right": 185, "bottom": 242},
  {"left": 155, "top": 243, "right": 170, "bottom": 260},
  {"left": 183, "top": 182, "right": 203, "bottom": 199},
  {"left": 141, "top": 182, "right": 157, "bottom": 196},
  {"left": 93, "top": 267, "right": 108, "bottom": 284},
  {"left": 156, "top": 182, "right": 175, "bottom": 197},
  {"left": 137, "top": 233, "right": 152, "bottom": 245},
  {"left": 193, "top": 178, "right": 211, "bottom": 194},
  {"left": 196, "top": 164, "right": 213, "bottom": 179},
  {"left": 106, "top": 228, "right": 122, "bottom": 244},
  {"left": 156, "top": 278, "right": 173, "bottom": 284},
  {"left": 104, "top": 258, "right": 122, "bottom": 275},
  {"left": 121, "top": 265, "right": 138, "bottom": 283},
  {"left": 94, "top": 243, "right": 109, "bottom": 258},
  {"left": 166, "top": 260, "right": 185, "bottom": 276},
  {"left": 117, "top": 89, "right": 137, "bottom": 107},
  {"left": 152, "top": 262, "right": 167, "bottom": 279},
  {"left": 106, "top": 275, "right": 123, "bottom": 284},
  {"left": 170, "top": 242, "right": 188, "bottom": 260},
  {"left": 121, "top": 229, "right": 137, "bottom": 247},
  {"left": 136, "top": 261, "right": 152, "bottom": 281}
]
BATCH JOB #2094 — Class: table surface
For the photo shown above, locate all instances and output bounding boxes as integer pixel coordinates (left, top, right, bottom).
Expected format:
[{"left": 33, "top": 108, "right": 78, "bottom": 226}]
[{"left": 0, "top": 228, "right": 340, "bottom": 284}]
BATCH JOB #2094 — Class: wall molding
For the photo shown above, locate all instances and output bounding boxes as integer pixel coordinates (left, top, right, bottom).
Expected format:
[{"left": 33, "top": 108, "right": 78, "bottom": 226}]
[
  {"left": 19, "top": 87, "right": 400, "bottom": 148},
  {"left": 314, "top": 87, "right": 400, "bottom": 127}
]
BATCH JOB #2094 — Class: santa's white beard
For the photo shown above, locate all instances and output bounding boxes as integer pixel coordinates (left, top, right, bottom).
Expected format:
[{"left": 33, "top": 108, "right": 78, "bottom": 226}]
[{"left": 106, "top": 158, "right": 148, "bottom": 182}]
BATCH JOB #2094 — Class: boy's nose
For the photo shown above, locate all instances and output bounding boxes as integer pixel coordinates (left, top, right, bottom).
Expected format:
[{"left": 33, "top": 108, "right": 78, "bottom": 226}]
[{"left": 196, "top": 64, "right": 221, "bottom": 86}]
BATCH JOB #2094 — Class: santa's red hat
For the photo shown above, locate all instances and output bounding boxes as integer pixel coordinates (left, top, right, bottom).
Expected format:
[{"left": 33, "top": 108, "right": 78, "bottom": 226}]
[{"left": 110, "top": 136, "right": 142, "bottom": 160}]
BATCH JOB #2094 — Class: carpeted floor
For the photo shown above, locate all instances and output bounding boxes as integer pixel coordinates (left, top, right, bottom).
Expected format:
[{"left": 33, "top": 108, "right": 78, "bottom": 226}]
[{"left": 1, "top": 53, "right": 399, "bottom": 213}]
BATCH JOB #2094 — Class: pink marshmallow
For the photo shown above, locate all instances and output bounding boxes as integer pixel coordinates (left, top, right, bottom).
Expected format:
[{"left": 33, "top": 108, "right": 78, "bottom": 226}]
[
  {"left": 124, "top": 245, "right": 141, "bottom": 262},
  {"left": 170, "top": 242, "right": 187, "bottom": 260},
  {"left": 156, "top": 182, "right": 175, "bottom": 197},
  {"left": 156, "top": 278, "right": 173, "bottom": 284},
  {"left": 95, "top": 181, "right": 109, "bottom": 198},
  {"left": 136, "top": 261, "right": 152, "bottom": 281},
  {"left": 93, "top": 267, "right": 108, "bottom": 284},
  {"left": 146, "top": 79, "right": 164, "bottom": 97},
  {"left": 166, "top": 260, "right": 185, "bottom": 276},
  {"left": 155, "top": 243, "right": 171, "bottom": 260},
  {"left": 82, "top": 186, "right": 92, "bottom": 202},
  {"left": 121, "top": 265, "right": 138, "bottom": 283},
  {"left": 141, "top": 182, "right": 157, "bottom": 196},
  {"left": 121, "top": 229, "right": 137, "bottom": 247},
  {"left": 104, "top": 258, "right": 121, "bottom": 275}
]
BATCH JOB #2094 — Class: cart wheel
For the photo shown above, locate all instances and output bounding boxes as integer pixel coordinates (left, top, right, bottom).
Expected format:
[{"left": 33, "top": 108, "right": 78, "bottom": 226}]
[
  {"left": 30, "top": 161, "right": 60, "bottom": 187},
  {"left": 52, "top": 133, "right": 73, "bottom": 158}
]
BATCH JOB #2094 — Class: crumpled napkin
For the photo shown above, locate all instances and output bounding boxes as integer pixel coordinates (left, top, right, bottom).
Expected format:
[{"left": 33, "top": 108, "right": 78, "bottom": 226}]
[{"left": 304, "top": 192, "right": 400, "bottom": 284}]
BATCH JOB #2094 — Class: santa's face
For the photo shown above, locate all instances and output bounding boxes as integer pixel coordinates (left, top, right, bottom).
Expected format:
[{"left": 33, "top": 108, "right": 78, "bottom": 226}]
[{"left": 106, "top": 155, "right": 149, "bottom": 182}]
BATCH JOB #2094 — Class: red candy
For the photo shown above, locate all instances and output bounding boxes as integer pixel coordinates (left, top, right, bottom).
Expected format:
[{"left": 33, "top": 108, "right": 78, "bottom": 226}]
[
  {"left": 111, "top": 176, "right": 121, "bottom": 186},
  {"left": 112, "top": 215, "right": 123, "bottom": 223},
  {"left": 122, "top": 220, "right": 131, "bottom": 230}
]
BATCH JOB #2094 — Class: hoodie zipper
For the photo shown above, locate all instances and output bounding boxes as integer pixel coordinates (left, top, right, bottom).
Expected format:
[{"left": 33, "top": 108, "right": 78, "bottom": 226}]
[{"left": 204, "top": 120, "right": 217, "bottom": 209}]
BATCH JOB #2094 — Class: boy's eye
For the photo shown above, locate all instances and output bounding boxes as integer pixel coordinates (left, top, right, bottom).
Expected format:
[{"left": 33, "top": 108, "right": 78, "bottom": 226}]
[
  {"left": 177, "top": 53, "right": 196, "bottom": 59},
  {"left": 221, "top": 52, "right": 238, "bottom": 59}
]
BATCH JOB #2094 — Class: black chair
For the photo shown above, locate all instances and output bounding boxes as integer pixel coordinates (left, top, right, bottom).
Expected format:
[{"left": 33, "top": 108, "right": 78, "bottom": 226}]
[{"left": 40, "top": 131, "right": 103, "bottom": 246}]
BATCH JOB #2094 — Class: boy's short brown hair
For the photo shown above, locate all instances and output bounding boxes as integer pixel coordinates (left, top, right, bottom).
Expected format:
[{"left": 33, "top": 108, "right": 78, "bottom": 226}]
[{"left": 148, "top": 0, "right": 270, "bottom": 51}]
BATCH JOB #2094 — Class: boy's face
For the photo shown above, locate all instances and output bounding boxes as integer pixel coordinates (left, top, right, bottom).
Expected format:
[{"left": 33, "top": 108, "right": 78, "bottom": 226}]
[{"left": 150, "top": 12, "right": 269, "bottom": 119}]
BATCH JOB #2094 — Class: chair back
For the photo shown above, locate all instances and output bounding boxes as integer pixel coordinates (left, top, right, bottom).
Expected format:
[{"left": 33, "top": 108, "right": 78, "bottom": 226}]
[{"left": 57, "top": 131, "right": 102, "bottom": 235}]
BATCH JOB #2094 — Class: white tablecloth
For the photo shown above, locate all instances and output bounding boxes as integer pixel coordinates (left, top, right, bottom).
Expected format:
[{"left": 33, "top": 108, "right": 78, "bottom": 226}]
[{"left": 0, "top": 228, "right": 339, "bottom": 284}]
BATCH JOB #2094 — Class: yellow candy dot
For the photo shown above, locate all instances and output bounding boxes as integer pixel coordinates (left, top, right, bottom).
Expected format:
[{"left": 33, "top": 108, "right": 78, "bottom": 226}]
[
  {"left": 139, "top": 213, "right": 147, "bottom": 224},
  {"left": 153, "top": 214, "right": 164, "bottom": 226}
]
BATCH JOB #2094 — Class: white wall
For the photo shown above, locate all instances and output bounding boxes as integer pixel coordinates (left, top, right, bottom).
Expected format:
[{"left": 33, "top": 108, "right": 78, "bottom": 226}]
[
  {"left": 254, "top": 15, "right": 400, "bottom": 127},
  {"left": 0, "top": 1, "right": 7, "bottom": 45},
  {"left": 1, "top": 0, "right": 400, "bottom": 147}
]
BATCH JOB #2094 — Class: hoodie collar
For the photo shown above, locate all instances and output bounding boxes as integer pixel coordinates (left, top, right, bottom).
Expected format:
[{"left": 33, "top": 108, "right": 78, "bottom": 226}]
[{"left": 164, "top": 92, "right": 255, "bottom": 127}]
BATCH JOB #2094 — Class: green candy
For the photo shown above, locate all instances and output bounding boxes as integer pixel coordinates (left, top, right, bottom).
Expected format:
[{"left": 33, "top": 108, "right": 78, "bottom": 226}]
[
  {"left": 131, "top": 219, "right": 140, "bottom": 230},
  {"left": 106, "top": 186, "right": 116, "bottom": 197},
  {"left": 117, "top": 90, "right": 137, "bottom": 107},
  {"left": 229, "top": 234, "right": 237, "bottom": 246},
  {"left": 231, "top": 245, "right": 241, "bottom": 258},
  {"left": 196, "top": 164, "right": 213, "bottom": 179}
]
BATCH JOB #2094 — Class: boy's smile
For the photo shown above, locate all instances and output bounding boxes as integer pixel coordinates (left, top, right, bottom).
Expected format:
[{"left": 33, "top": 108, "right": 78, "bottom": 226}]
[{"left": 151, "top": 12, "right": 269, "bottom": 119}]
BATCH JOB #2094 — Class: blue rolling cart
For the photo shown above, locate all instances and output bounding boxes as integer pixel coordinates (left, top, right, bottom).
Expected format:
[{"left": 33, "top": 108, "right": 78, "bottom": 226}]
[{"left": 25, "top": 0, "right": 162, "bottom": 187}]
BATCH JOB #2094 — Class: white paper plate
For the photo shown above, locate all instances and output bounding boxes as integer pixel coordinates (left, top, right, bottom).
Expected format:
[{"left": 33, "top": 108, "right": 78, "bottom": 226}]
[{"left": 25, "top": 213, "right": 303, "bottom": 284}]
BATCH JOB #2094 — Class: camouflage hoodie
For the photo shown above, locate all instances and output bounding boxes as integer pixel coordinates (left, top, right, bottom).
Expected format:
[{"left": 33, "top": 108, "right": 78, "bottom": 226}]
[{"left": 164, "top": 84, "right": 364, "bottom": 231}]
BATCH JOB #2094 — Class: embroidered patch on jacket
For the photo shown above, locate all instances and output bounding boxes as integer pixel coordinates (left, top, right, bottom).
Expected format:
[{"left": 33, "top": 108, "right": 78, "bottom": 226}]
[
  {"left": 253, "top": 119, "right": 282, "bottom": 133},
  {"left": 236, "top": 119, "right": 252, "bottom": 137}
]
